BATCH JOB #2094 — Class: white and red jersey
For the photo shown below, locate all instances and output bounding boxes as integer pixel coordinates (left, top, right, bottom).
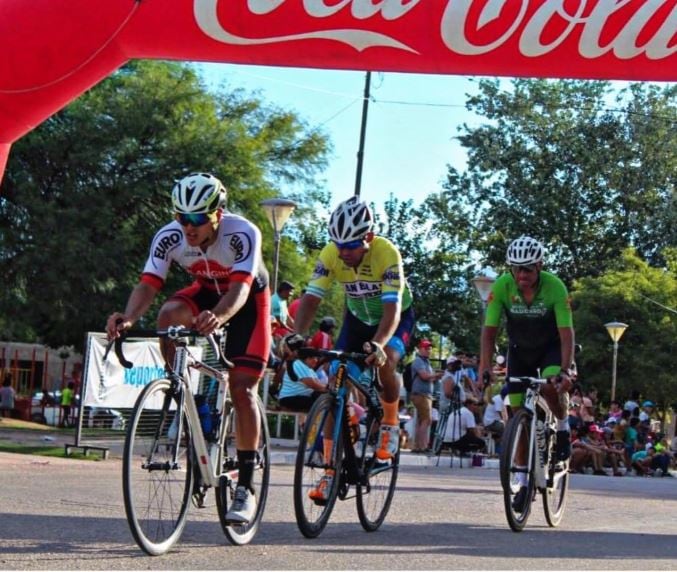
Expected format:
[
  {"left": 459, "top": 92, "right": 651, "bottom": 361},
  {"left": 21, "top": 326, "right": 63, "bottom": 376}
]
[{"left": 140, "top": 213, "right": 268, "bottom": 295}]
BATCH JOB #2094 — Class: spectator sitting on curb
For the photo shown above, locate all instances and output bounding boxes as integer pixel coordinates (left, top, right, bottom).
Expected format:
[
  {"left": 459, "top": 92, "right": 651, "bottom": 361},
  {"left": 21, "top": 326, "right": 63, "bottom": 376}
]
[
  {"left": 571, "top": 424, "right": 609, "bottom": 475},
  {"left": 442, "top": 396, "right": 486, "bottom": 456}
]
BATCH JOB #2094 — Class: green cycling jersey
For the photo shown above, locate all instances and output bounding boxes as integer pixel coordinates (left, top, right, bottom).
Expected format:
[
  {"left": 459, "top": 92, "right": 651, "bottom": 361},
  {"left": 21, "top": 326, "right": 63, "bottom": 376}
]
[{"left": 484, "top": 271, "right": 573, "bottom": 353}]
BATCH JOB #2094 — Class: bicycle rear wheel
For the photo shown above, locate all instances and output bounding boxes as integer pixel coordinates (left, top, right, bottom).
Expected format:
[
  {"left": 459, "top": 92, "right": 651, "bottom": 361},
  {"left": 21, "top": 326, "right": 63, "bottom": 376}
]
[
  {"left": 123, "top": 378, "right": 193, "bottom": 555},
  {"left": 293, "top": 393, "right": 343, "bottom": 538},
  {"left": 499, "top": 409, "right": 534, "bottom": 532},
  {"left": 356, "top": 417, "right": 400, "bottom": 532},
  {"left": 543, "top": 435, "right": 569, "bottom": 527},
  {"left": 216, "top": 395, "right": 271, "bottom": 545}
]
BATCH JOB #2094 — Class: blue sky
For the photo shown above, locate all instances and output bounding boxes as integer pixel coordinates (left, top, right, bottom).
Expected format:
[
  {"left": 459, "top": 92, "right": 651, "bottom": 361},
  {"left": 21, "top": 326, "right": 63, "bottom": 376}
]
[{"left": 197, "top": 63, "right": 485, "bottom": 212}]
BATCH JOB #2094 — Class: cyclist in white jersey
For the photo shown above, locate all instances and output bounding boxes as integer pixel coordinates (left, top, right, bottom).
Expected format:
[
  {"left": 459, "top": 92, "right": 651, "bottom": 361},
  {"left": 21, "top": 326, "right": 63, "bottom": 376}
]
[{"left": 106, "top": 172, "right": 270, "bottom": 524}]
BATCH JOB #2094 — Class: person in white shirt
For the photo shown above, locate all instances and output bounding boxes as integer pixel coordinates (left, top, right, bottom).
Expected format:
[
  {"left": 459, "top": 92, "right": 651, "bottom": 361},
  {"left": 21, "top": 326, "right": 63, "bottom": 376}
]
[
  {"left": 440, "top": 356, "right": 466, "bottom": 412},
  {"left": 483, "top": 391, "right": 506, "bottom": 438},
  {"left": 443, "top": 397, "right": 486, "bottom": 454}
]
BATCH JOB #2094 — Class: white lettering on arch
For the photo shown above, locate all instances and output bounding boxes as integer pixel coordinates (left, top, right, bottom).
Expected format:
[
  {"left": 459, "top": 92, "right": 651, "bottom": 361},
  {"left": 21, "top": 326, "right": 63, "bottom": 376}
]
[
  {"left": 194, "top": 0, "right": 418, "bottom": 52},
  {"left": 441, "top": 0, "right": 530, "bottom": 55}
]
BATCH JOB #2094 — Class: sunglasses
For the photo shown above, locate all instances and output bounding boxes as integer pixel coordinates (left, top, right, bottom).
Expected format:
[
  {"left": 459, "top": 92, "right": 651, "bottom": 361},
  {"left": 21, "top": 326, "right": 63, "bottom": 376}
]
[
  {"left": 333, "top": 238, "right": 365, "bottom": 251},
  {"left": 175, "top": 212, "right": 215, "bottom": 227},
  {"left": 511, "top": 264, "right": 538, "bottom": 274}
]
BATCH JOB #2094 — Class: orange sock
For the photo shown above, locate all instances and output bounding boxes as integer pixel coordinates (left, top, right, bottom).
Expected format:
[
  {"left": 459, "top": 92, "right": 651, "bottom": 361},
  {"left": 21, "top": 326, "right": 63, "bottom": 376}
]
[{"left": 381, "top": 399, "right": 399, "bottom": 427}]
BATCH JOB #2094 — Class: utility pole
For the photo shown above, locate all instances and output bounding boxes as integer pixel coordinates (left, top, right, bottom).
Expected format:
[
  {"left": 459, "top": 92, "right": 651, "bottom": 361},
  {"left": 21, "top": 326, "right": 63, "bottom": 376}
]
[{"left": 354, "top": 71, "right": 371, "bottom": 197}]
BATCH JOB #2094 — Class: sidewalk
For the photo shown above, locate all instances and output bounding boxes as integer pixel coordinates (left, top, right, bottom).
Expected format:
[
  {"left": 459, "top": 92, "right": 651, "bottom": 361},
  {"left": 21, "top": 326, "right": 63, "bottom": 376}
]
[{"left": 269, "top": 445, "right": 499, "bottom": 469}]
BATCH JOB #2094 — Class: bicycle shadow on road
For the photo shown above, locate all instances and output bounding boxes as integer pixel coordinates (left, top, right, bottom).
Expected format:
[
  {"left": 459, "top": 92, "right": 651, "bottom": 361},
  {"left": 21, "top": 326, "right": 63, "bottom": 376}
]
[{"left": 0, "top": 510, "right": 675, "bottom": 564}]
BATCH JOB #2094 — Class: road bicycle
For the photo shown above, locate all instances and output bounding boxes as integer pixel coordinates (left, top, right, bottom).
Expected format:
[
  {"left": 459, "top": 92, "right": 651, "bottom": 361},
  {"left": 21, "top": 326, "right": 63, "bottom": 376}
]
[
  {"left": 293, "top": 347, "right": 399, "bottom": 538},
  {"left": 499, "top": 375, "right": 569, "bottom": 532},
  {"left": 108, "top": 326, "right": 270, "bottom": 555}
]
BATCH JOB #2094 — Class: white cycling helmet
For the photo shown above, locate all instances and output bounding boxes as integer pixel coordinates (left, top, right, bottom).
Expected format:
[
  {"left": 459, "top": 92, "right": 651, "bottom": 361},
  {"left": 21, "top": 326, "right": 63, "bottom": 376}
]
[
  {"left": 172, "top": 172, "right": 226, "bottom": 214},
  {"left": 328, "top": 196, "right": 374, "bottom": 243},
  {"left": 506, "top": 236, "right": 544, "bottom": 265}
]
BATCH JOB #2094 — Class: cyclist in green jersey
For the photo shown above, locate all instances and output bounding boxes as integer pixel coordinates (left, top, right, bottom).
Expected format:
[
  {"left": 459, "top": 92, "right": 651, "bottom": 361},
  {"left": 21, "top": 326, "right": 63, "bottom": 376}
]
[
  {"left": 292, "top": 197, "right": 414, "bottom": 495},
  {"left": 479, "top": 236, "right": 574, "bottom": 512}
]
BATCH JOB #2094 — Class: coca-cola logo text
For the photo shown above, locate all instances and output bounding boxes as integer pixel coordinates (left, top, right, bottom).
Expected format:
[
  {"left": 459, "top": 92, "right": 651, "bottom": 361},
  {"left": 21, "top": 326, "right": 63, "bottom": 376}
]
[{"left": 193, "top": 0, "right": 676, "bottom": 61}]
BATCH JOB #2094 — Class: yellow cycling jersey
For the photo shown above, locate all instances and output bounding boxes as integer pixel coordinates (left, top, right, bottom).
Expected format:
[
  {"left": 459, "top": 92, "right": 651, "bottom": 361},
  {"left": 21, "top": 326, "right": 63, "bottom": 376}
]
[{"left": 306, "top": 236, "right": 413, "bottom": 326}]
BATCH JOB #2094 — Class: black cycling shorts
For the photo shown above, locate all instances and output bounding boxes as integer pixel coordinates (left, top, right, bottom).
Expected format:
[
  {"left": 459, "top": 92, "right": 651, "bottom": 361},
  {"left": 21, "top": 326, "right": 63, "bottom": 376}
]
[
  {"left": 170, "top": 281, "right": 271, "bottom": 378},
  {"left": 334, "top": 306, "right": 414, "bottom": 358}
]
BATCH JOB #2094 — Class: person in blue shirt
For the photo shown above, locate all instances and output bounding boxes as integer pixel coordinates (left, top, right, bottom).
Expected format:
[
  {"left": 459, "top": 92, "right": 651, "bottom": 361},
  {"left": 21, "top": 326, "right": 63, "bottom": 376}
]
[{"left": 278, "top": 344, "right": 327, "bottom": 412}]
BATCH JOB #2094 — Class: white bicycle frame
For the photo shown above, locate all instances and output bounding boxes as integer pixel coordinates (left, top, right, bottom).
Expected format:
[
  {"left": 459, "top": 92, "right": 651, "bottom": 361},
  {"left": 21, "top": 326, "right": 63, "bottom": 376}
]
[
  {"left": 513, "top": 377, "right": 553, "bottom": 491},
  {"left": 168, "top": 341, "right": 234, "bottom": 489}
]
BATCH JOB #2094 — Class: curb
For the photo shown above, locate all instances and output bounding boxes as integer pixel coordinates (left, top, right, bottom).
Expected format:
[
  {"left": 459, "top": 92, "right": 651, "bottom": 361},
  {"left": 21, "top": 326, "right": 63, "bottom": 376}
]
[{"left": 270, "top": 450, "right": 499, "bottom": 469}]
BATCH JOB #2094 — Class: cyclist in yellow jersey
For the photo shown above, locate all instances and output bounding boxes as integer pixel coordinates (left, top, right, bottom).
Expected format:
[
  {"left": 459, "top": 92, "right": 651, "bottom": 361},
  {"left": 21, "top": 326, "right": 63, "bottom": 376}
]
[{"left": 291, "top": 197, "right": 414, "bottom": 500}]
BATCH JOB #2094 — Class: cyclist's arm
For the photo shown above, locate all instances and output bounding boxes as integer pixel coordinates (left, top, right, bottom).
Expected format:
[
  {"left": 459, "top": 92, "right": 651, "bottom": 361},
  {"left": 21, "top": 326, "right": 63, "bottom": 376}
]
[
  {"left": 211, "top": 281, "right": 251, "bottom": 325},
  {"left": 558, "top": 326, "right": 574, "bottom": 374},
  {"left": 294, "top": 293, "right": 321, "bottom": 335},
  {"left": 107, "top": 281, "right": 159, "bottom": 338}
]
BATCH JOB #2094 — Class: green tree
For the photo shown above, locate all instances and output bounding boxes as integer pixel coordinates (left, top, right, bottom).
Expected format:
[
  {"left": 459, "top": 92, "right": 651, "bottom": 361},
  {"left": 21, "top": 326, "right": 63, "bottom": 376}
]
[
  {"left": 444, "top": 79, "right": 676, "bottom": 285},
  {"left": 0, "top": 61, "right": 330, "bottom": 350},
  {"left": 573, "top": 248, "right": 677, "bottom": 411}
]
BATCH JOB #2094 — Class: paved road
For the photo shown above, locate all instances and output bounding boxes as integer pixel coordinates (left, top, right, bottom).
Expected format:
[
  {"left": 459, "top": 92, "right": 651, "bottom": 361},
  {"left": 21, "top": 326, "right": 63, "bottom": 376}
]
[{"left": 0, "top": 451, "right": 675, "bottom": 570}]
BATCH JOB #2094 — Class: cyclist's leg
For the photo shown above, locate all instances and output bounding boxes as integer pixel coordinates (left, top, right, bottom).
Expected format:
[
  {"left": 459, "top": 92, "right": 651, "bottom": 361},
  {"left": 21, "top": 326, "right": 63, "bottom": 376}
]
[
  {"left": 537, "top": 344, "right": 571, "bottom": 461},
  {"left": 158, "top": 282, "right": 220, "bottom": 362},
  {"left": 223, "top": 287, "right": 271, "bottom": 522},
  {"left": 375, "top": 308, "right": 414, "bottom": 458}
]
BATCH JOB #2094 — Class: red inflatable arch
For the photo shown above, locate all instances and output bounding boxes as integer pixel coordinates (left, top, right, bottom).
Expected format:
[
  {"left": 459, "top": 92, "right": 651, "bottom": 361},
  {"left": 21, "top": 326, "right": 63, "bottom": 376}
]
[{"left": 1, "top": 0, "right": 675, "bottom": 184}]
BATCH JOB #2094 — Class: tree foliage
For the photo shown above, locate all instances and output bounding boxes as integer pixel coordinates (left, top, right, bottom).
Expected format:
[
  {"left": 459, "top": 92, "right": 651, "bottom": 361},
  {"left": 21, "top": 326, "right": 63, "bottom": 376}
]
[
  {"left": 395, "top": 79, "right": 675, "bottom": 358},
  {"left": 446, "top": 79, "right": 675, "bottom": 285},
  {"left": 573, "top": 248, "right": 676, "bottom": 408},
  {"left": 0, "top": 61, "right": 330, "bottom": 350}
]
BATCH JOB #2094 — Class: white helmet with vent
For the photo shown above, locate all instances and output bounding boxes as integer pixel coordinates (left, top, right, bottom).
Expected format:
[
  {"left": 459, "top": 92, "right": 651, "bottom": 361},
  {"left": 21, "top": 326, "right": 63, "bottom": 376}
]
[
  {"left": 328, "top": 196, "right": 374, "bottom": 242},
  {"left": 171, "top": 172, "right": 226, "bottom": 214},
  {"left": 506, "top": 236, "right": 544, "bottom": 265}
]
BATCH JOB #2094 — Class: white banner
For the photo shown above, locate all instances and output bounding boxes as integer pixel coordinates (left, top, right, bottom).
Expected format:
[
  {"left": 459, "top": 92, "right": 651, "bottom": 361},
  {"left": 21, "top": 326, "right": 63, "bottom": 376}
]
[{"left": 83, "top": 333, "right": 203, "bottom": 408}]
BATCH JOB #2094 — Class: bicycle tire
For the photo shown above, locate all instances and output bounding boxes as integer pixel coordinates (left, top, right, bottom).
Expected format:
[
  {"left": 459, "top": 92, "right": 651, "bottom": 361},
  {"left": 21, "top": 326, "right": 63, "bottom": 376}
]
[
  {"left": 293, "top": 393, "right": 343, "bottom": 538},
  {"left": 123, "top": 378, "right": 193, "bottom": 555},
  {"left": 542, "top": 434, "right": 569, "bottom": 527},
  {"left": 356, "top": 416, "right": 400, "bottom": 532},
  {"left": 499, "top": 409, "right": 535, "bottom": 532},
  {"left": 215, "top": 395, "right": 271, "bottom": 545}
]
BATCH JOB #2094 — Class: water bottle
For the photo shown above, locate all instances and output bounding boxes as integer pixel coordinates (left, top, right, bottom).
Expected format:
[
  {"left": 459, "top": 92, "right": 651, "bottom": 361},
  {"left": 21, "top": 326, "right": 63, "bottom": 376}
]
[{"left": 196, "top": 395, "right": 213, "bottom": 439}]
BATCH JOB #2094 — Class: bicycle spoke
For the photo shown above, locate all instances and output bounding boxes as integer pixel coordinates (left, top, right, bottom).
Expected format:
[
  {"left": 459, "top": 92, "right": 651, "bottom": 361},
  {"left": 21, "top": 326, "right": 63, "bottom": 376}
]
[
  {"left": 123, "top": 379, "right": 192, "bottom": 555},
  {"left": 356, "top": 418, "right": 399, "bottom": 531}
]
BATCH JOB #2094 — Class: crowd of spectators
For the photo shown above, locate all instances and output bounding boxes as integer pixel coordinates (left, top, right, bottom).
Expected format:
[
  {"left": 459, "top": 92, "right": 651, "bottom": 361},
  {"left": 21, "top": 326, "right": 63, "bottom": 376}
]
[
  {"left": 401, "top": 349, "right": 675, "bottom": 479},
  {"left": 567, "top": 388, "right": 674, "bottom": 477}
]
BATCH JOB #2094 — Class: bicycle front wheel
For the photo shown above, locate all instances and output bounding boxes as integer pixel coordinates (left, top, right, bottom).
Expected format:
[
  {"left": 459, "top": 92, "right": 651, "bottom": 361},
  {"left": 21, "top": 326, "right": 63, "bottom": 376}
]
[
  {"left": 499, "top": 409, "right": 534, "bottom": 532},
  {"left": 293, "top": 393, "right": 343, "bottom": 538},
  {"left": 543, "top": 436, "right": 569, "bottom": 527},
  {"left": 216, "top": 395, "right": 271, "bottom": 545},
  {"left": 123, "top": 378, "right": 193, "bottom": 555},
  {"left": 356, "top": 417, "right": 400, "bottom": 532}
]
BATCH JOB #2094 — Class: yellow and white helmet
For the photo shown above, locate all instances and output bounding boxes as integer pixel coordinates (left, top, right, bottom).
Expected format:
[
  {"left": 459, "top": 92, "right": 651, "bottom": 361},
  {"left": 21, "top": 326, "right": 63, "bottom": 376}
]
[{"left": 171, "top": 172, "right": 226, "bottom": 214}]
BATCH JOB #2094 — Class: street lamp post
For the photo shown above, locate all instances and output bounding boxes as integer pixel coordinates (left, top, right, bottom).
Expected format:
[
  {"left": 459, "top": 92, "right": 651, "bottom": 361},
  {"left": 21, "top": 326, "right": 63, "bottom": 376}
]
[
  {"left": 259, "top": 198, "right": 297, "bottom": 292},
  {"left": 604, "top": 321, "right": 628, "bottom": 402},
  {"left": 472, "top": 267, "right": 497, "bottom": 310}
]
